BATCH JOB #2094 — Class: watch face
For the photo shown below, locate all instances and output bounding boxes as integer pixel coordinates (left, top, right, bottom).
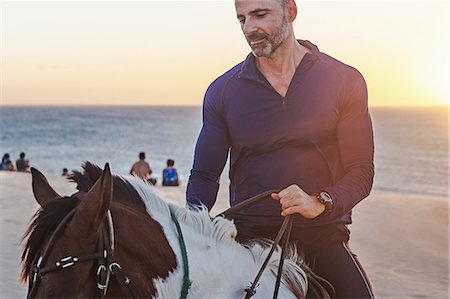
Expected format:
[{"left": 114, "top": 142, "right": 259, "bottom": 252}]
[
  {"left": 318, "top": 192, "right": 333, "bottom": 214},
  {"left": 319, "top": 192, "right": 332, "bottom": 202}
]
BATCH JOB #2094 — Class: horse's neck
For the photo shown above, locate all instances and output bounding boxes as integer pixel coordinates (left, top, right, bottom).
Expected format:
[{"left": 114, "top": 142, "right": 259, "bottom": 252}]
[
  {"left": 152, "top": 212, "right": 299, "bottom": 299},
  {"left": 123, "top": 178, "right": 304, "bottom": 298}
]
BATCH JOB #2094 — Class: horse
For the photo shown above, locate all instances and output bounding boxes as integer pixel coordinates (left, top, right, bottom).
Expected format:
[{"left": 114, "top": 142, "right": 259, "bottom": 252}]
[{"left": 21, "top": 162, "right": 324, "bottom": 298}]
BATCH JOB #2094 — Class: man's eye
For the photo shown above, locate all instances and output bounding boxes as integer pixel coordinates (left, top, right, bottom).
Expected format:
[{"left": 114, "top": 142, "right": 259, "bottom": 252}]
[
  {"left": 256, "top": 13, "right": 267, "bottom": 17},
  {"left": 238, "top": 18, "right": 245, "bottom": 24}
]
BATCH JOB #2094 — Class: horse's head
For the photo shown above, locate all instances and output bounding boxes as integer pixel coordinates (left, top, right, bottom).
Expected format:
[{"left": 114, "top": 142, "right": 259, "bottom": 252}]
[
  {"left": 22, "top": 163, "right": 178, "bottom": 298},
  {"left": 22, "top": 164, "right": 113, "bottom": 297}
]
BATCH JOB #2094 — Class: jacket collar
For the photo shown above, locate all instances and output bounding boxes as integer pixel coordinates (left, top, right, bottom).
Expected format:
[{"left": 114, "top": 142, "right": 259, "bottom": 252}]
[{"left": 237, "top": 40, "right": 320, "bottom": 83}]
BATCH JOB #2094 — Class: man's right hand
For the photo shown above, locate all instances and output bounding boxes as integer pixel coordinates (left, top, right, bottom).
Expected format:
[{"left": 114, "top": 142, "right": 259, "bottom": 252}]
[{"left": 271, "top": 184, "right": 325, "bottom": 219}]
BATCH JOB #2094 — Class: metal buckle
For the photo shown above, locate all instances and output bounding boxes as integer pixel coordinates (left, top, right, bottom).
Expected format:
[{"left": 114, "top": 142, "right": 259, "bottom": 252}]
[
  {"left": 109, "top": 262, "right": 121, "bottom": 272},
  {"left": 55, "top": 255, "right": 79, "bottom": 269},
  {"left": 96, "top": 264, "right": 109, "bottom": 295}
]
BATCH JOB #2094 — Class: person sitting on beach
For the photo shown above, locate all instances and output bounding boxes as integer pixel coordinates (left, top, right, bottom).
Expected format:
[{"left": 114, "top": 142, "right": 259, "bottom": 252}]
[
  {"left": 61, "top": 168, "right": 69, "bottom": 176},
  {"left": 1, "top": 153, "right": 16, "bottom": 171},
  {"left": 16, "top": 152, "right": 30, "bottom": 172},
  {"left": 130, "top": 152, "right": 157, "bottom": 185},
  {"left": 162, "top": 159, "right": 179, "bottom": 187}
]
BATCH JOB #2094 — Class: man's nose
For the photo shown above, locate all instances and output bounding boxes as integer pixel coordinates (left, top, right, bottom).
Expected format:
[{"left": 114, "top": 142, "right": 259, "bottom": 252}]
[{"left": 242, "top": 18, "right": 258, "bottom": 35}]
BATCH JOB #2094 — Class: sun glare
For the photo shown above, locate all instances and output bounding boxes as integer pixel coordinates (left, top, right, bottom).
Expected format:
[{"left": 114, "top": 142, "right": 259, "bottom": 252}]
[
  {"left": 423, "top": 65, "right": 449, "bottom": 106},
  {"left": 417, "top": 47, "right": 449, "bottom": 106},
  {"left": 2, "top": 1, "right": 449, "bottom": 107}
]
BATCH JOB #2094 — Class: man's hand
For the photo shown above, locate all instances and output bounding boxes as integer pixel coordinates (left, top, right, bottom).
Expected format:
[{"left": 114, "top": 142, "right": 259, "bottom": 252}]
[{"left": 271, "top": 185, "right": 325, "bottom": 219}]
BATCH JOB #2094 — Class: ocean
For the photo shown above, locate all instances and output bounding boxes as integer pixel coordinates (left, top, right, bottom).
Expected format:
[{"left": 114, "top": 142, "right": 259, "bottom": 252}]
[{"left": 0, "top": 106, "right": 448, "bottom": 197}]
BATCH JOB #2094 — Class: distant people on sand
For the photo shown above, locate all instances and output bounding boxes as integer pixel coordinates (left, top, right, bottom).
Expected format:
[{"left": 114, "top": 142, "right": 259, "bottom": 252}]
[
  {"left": 1, "top": 153, "right": 16, "bottom": 171},
  {"left": 130, "top": 152, "right": 157, "bottom": 185},
  {"left": 62, "top": 168, "right": 70, "bottom": 176},
  {"left": 16, "top": 152, "right": 30, "bottom": 172},
  {"left": 162, "top": 159, "right": 179, "bottom": 187}
]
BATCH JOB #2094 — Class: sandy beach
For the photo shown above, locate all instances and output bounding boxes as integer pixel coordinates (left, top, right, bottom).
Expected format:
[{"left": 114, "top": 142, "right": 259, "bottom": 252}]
[{"left": 0, "top": 171, "right": 448, "bottom": 298}]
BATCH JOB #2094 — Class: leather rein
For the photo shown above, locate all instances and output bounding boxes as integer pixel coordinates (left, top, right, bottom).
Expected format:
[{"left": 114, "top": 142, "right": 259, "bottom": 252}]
[
  {"left": 27, "top": 195, "right": 137, "bottom": 299},
  {"left": 217, "top": 189, "right": 293, "bottom": 299}
]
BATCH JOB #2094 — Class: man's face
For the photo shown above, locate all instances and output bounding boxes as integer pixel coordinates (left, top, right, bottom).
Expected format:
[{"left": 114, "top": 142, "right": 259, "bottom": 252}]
[{"left": 235, "top": 0, "right": 291, "bottom": 57}]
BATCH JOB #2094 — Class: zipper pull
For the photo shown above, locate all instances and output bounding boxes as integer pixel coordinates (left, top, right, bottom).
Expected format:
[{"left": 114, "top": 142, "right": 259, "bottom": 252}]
[{"left": 281, "top": 97, "right": 286, "bottom": 111}]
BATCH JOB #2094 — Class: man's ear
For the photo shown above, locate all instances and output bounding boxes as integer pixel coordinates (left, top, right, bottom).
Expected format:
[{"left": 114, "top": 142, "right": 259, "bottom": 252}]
[{"left": 287, "top": 0, "right": 298, "bottom": 23}]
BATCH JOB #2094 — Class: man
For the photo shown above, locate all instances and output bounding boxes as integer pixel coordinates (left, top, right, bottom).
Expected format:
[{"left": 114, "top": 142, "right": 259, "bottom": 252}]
[
  {"left": 187, "top": 0, "right": 374, "bottom": 298},
  {"left": 129, "top": 152, "right": 156, "bottom": 185},
  {"left": 16, "top": 152, "right": 30, "bottom": 172}
]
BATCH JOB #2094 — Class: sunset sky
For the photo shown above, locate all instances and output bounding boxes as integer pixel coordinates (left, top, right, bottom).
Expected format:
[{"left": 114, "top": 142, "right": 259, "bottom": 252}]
[{"left": 1, "top": 0, "right": 448, "bottom": 107}]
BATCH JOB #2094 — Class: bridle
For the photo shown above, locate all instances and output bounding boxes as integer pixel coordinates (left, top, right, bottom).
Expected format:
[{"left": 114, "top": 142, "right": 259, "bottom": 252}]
[
  {"left": 27, "top": 190, "right": 301, "bottom": 299},
  {"left": 27, "top": 195, "right": 137, "bottom": 299}
]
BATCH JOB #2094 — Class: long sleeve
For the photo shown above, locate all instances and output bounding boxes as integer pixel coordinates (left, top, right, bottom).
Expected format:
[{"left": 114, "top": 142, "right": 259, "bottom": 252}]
[
  {"left": 324, "top": 70, "right": 375, "bottom": 219},
  {"left": 186, "top": 82, "right": 230, "bottom": 210}
]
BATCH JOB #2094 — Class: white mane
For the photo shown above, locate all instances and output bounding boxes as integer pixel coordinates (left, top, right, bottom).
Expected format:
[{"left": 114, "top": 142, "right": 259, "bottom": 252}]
[
  {"left": 123, "top": 176, "right": 237, "bottom": 242},
  {"left": 124, "top": 176, "right": 308, "bottom": 298}
]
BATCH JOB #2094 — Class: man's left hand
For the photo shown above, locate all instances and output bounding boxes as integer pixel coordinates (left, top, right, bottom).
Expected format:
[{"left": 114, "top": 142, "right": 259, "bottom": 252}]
[{"left": 271, "top": 185, "right": 325, "bottom": 219}]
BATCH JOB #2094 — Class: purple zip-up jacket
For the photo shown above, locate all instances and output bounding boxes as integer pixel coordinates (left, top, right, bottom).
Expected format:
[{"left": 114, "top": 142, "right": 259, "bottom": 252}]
[{"left": 187, "top": 40, "right": 374, "bottom": 228}]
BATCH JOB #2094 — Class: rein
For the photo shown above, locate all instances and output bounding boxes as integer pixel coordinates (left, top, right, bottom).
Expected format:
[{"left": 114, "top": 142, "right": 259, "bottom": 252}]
[
  {"left": 218, "top": 189, "right": 281, "bottom": 218},
  {"left": 27, "top": 206, "right": 137, "bottom": 298},
  {"left": 218, "top": 189, "right": 294, "bottom": 299},
  {"left": 170, "top": 208, "right": 193, "bottom": 299}
]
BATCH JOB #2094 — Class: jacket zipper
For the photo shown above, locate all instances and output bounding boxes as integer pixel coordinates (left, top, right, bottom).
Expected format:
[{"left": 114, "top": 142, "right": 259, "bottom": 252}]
[{"left": 281, "top": 97, "right": 287, "bottom": 112}]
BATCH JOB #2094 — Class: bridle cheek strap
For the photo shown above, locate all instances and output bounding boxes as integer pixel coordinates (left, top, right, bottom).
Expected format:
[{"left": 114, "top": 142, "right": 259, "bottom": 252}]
[
  {"left": 28, "top": 208, "right": 78, "bottom": 298},
  {"left": 27, "top": 210, "right": 138, "bottom": 298}
]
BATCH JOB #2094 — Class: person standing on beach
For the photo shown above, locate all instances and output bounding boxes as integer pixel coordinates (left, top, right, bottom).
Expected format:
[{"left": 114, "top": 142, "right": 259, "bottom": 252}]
[
  {"left": 130, "top": 152, "right": 157, "bottom": 185},
  {"left": 16, "top": 152, "right": 30, "bottom": 172},
  {"left": 186, "top": 0, "right": 375, "bottom": 298}
]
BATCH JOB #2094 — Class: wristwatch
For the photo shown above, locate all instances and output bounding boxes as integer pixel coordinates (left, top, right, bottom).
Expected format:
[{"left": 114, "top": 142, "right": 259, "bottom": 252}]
[{"left": 316, "top": 191, "right": 334, "bottom": 215}]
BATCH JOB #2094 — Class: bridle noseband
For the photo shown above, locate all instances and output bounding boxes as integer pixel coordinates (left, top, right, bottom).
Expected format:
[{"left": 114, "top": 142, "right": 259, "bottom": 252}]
[{"left": 27, "top": 199, "right": 136, "bottom": 298}]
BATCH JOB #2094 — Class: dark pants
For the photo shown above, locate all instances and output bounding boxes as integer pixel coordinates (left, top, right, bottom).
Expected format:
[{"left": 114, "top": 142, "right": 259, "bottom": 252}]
[{"left": 235, "top": 222, "right": 374, "bottom": 299}]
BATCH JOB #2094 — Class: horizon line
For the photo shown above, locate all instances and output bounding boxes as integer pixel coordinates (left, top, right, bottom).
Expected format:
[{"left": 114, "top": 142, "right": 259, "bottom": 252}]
[{"left": 0, "top": 104, "right": 449, "bottom": 109}]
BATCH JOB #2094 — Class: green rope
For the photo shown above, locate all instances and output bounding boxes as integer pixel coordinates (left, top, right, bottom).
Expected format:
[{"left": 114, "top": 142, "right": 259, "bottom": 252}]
[{"left": 170, "top": 209, "right": 192, "bottom": 299}]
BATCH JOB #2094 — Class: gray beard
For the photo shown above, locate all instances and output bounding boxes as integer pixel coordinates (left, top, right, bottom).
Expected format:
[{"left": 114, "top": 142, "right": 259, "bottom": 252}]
[{"left": 250, "top": 17, "right": 290, "bottom": 58}]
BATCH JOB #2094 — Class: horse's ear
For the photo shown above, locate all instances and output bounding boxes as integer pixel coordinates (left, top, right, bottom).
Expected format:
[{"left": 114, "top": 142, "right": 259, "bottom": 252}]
[
  {"left": 31, "top": 167, "right": 60, "bottom": 207},
  {"left": 67, "top": 163, "right": 113, "bottom": 237}
]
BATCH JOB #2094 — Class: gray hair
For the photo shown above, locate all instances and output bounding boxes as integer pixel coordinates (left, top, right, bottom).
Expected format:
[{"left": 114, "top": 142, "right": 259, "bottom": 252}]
[{"left": 279, "top": 0, "right": 289, "bottom": 8}]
